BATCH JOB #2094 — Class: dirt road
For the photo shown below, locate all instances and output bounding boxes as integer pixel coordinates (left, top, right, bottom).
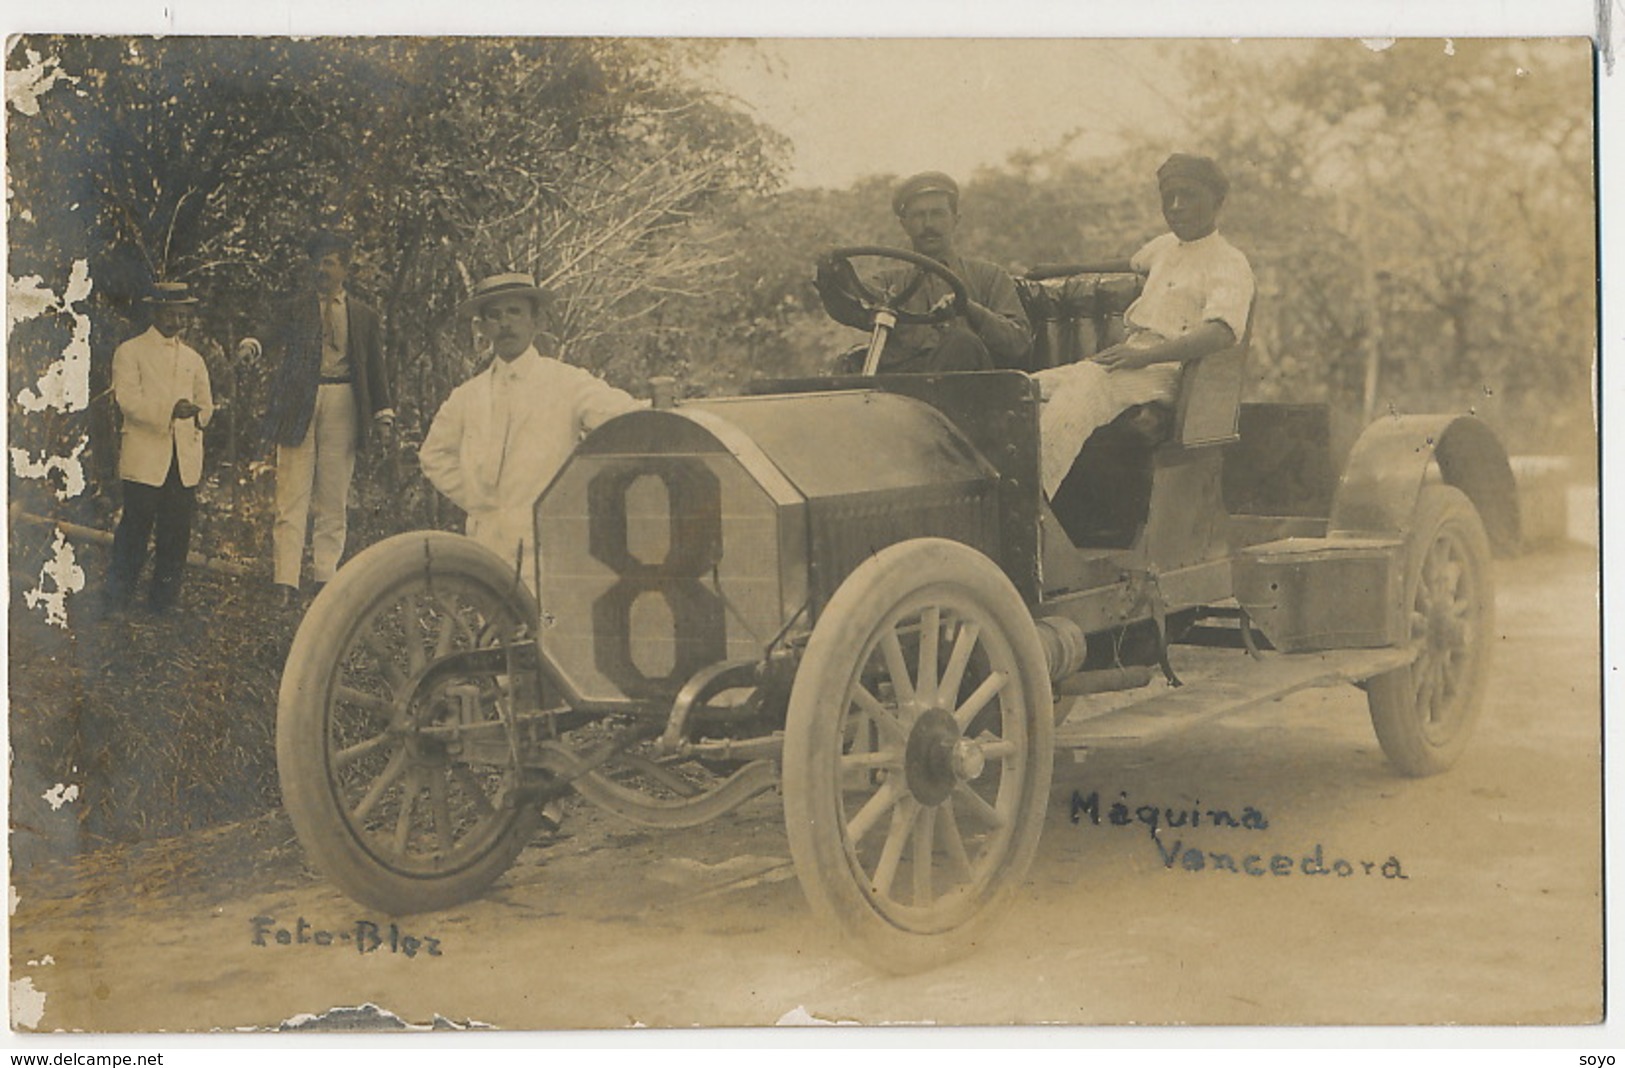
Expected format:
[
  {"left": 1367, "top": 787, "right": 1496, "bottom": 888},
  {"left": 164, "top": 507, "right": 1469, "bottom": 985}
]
[{"left": 10, "top": 545, "right": 1601, "bottom": 1031}]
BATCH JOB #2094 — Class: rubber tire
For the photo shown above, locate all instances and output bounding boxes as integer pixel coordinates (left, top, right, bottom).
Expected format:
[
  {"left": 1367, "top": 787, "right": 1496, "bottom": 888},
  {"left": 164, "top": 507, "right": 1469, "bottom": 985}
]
[
  {"left": 277, "top": 531, "right": 545, "bottom": 914},
  {"left": 1367, "top": 485, "right": 1495, "bottom": 776},
  {"left": 782, "top": 538, "right": 1054, "bottom": 974}
]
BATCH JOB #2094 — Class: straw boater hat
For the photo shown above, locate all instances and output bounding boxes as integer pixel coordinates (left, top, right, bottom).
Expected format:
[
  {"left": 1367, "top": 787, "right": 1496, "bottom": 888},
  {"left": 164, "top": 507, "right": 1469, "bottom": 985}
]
[
  {"left": 458, "top": 272, "right": 553, "bottom": 318},
  {"left": 143, "top": 281, "right": 199, "bottom": 305}
]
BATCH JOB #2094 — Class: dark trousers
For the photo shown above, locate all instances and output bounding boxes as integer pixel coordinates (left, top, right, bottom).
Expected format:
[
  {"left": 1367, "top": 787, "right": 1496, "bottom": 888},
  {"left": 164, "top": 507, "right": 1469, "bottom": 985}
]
[
  {"left": 875, "top": 324, "right": 994, "bottom": 374},
  {"left": 108, "top": 448, "right": 196, "bottom": 611}
]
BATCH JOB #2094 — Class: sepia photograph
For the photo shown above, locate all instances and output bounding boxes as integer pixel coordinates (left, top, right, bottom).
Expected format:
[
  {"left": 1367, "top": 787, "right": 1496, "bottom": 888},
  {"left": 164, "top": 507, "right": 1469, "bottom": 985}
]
[{"left": 4, "top": 25, "right": 1602, "bottom": 1035}]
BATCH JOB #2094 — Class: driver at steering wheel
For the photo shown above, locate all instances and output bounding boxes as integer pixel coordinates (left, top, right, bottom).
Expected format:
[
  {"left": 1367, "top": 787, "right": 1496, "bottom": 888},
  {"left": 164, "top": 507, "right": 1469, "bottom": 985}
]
[{"left": 871, "top": 172, "right": 1032, "bottom": 373}]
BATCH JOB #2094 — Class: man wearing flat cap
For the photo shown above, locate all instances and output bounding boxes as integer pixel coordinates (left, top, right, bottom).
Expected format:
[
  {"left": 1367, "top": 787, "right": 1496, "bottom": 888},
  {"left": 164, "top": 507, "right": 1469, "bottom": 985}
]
[
  {"left": 105, "top": 281, "right": 215, "bottom": 614},
  {"left": 419, "top": 272, "right": 640, "bottom": 593},
  {"left": 1035, "top": 153, "right": 1254, "bottom": 497},
  {"left": 239, "top": 230, "right": 395, "bottom": 607},
  {"left": 874, "top": 171, "right": 1031, "bottom": 372}
]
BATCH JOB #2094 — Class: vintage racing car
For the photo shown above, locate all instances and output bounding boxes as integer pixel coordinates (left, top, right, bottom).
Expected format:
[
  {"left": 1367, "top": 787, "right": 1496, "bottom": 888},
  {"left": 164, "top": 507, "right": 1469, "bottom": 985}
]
[{"left": 276, "top": 247, "right": 1518, "bottom": 973}]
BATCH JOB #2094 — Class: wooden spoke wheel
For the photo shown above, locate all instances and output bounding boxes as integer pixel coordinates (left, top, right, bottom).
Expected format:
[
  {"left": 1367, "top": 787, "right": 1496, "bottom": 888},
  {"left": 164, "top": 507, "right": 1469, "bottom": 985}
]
[
  {"left": 782, "top": 538, "right": 1053, "bottom": 973},
  {"left": 278, "top": 532, "right": 546, "bottom": 914},
  {"left": 1368, "top": 486, "right": 1495, "bottom": 776}
]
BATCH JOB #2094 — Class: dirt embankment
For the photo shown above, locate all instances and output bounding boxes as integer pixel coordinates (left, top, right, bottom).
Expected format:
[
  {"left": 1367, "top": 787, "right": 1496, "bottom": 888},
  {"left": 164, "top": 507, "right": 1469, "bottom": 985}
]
[{"left": 9, "top": 544, "right": 294, "bottom": 882}]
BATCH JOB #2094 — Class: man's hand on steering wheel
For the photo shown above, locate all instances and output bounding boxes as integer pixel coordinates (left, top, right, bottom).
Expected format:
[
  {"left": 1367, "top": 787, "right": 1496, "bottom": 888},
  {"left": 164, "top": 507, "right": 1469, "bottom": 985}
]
[
  {"left": 814, "top": 246, "right": 970, "bottom": 331},
  {"left": 923, "top": 290, "right": 959, "bottom": 318}
]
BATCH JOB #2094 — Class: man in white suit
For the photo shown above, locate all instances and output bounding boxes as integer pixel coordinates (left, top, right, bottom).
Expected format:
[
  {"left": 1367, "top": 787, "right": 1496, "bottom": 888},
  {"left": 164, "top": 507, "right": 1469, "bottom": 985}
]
[
  {"left": 419, "top": 272, "right": 639, "bottom": 593},
  {"left": 106, "top": 281, "right": 215, "bottom": 614}
]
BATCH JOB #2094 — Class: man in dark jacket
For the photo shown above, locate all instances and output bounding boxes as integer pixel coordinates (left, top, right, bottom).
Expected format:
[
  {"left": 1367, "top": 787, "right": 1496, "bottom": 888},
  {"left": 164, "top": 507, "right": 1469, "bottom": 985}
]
[
  {"left": 238, "top": 231, "right": 394, "bottom": 606},
  {"left": 877, "top": 171, "right": 1032, "bottom": 372}
]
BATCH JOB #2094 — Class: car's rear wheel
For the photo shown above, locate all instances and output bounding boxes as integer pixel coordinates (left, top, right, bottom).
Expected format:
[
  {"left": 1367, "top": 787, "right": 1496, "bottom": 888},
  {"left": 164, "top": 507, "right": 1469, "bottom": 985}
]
[
  {"left": 782, "top": 538, "right": 1053, "bottom": 973},
  {"left": 1367, "top": 486, "right": 1494, "bottom": 776}
]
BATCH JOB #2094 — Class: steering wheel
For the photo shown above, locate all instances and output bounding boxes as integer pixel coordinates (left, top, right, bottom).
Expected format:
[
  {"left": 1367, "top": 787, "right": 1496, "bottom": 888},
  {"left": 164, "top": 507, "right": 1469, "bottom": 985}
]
[{"left": 814, "top": 245, "right": 970, "bottom": 331}]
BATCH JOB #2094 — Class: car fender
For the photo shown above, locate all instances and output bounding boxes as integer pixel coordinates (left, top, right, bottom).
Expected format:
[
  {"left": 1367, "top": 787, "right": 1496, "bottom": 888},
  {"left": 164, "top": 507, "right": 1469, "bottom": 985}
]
[{"left": 1329, "top": 414, "right": 1519, "bottom": 555}]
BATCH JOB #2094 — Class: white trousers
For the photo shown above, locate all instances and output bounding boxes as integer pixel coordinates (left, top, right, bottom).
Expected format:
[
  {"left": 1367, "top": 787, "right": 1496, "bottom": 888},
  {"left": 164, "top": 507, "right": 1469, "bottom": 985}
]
[
  {"left": 465, "top": 508, "right": 536, "bottom": 596},
  {"left": 1035, "top": 359, "right": 1180, "bottom": 497},
  {"left": 274, "top": 383, "right": 358, "bottom": 587}
]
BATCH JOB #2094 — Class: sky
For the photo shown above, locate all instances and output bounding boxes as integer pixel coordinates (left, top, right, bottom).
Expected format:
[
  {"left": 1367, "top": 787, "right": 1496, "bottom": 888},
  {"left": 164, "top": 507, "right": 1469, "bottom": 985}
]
[
  {"left": 5, "top": 0, "right": 1599, "bottom": 193},
  {"left": 701, "top": 39, "right": 1196, "bottom": 191}
]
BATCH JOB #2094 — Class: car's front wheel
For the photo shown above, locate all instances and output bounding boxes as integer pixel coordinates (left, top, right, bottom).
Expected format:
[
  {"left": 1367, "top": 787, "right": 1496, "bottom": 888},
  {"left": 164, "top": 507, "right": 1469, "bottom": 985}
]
[
  {"left": 781, "top": 538, "right": 1054, "bottom": 973},
  {"left": 277, "top": 532, "right": 546, "bottom": 914}
]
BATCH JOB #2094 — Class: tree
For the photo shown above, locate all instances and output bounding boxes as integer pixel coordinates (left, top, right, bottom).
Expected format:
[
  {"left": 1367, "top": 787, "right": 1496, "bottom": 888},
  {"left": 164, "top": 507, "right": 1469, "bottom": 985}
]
[
  {"left": 7, "top": 35, "right": 787, "bottom": 548},
  {"left": 1164, "top": 39, "right": 1594, "bottom": 452}
]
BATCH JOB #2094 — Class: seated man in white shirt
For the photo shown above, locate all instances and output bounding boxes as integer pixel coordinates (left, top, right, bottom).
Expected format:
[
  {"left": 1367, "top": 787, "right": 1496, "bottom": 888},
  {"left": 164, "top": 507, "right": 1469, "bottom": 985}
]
[
  {"left": 419, "top": 272, "right": 640, "bottom": 593},
  {"left": 1034, "top": 153, "right": 1255, "bottom": 498}
]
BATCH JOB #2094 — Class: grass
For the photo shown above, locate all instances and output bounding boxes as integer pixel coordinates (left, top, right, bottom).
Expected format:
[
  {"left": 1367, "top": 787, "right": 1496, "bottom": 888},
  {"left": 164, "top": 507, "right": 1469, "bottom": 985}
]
[{"left": 9, "top": 537, "right": 295, "bottom": 885}]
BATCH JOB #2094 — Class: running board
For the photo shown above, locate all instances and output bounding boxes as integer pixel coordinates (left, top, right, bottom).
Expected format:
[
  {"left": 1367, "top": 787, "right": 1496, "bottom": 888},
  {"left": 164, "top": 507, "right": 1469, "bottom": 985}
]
[{"left": 1053, "top": 644, "right": 1418, "bottom": 750}]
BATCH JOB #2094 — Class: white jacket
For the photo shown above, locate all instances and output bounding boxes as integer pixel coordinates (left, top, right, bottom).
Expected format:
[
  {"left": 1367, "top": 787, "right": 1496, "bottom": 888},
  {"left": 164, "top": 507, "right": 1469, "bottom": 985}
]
[
  {"left": 420, "top": 347, "right": 639, "bottom": 590},
  {"left": 112, "top": 327, "right": 214, "bottom": 487}
]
